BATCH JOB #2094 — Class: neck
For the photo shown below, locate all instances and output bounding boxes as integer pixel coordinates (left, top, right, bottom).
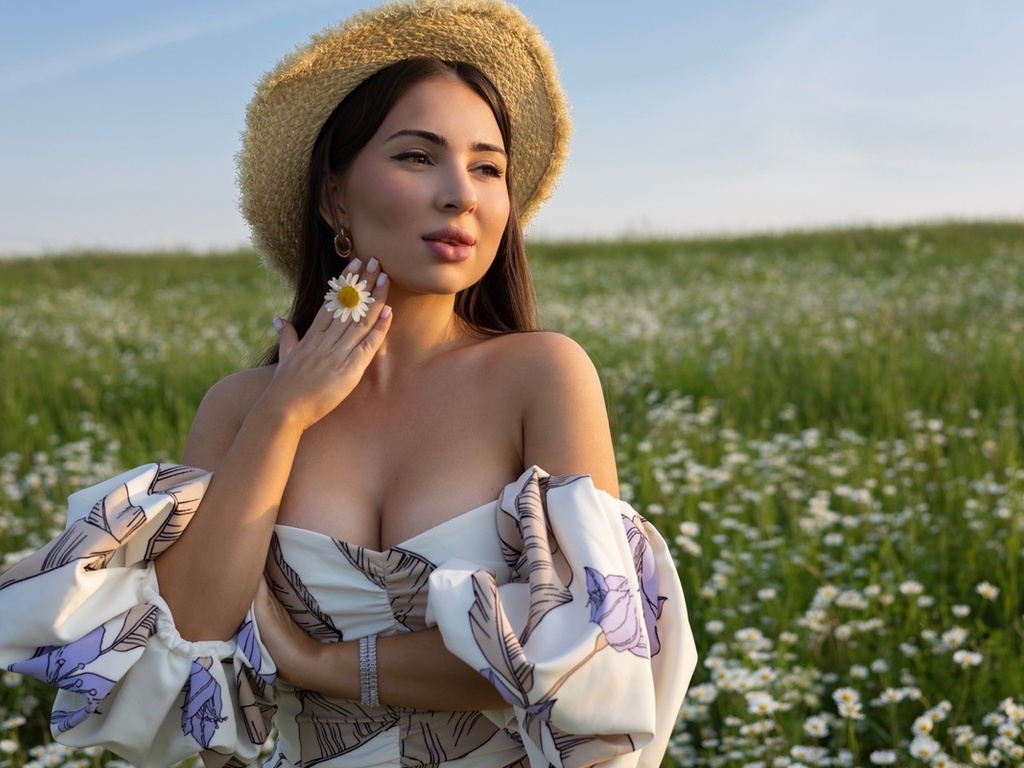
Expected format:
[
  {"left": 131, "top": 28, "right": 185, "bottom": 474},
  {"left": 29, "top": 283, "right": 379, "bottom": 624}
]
[{"left": 364, "top": 289, "right": 473, "bottom": 384}]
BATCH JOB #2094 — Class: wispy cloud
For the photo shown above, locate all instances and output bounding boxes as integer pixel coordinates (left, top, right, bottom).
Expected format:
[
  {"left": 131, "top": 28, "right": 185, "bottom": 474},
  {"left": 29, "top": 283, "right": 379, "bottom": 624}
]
[{"left": 0, "top": 0, "right": 341, "bottom": 92}]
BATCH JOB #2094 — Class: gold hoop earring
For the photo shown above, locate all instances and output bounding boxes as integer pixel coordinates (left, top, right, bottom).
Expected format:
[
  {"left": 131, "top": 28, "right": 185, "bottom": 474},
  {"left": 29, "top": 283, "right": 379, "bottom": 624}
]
[{"left": 333, "top": 227, "right": 353, "bottom": 259}]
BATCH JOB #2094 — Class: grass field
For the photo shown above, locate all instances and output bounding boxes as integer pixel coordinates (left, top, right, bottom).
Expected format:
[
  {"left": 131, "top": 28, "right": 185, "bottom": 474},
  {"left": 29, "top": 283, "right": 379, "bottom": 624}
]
[{"left": 1, "top": 221, "right": 1022, "bottom": 767}]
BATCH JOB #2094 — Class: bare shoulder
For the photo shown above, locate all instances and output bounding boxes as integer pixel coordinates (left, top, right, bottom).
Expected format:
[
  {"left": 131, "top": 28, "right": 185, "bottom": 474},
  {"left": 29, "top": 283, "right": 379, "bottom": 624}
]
[
  {"left": 481, "top": 332, "right": 618, "bottom": 495},
  {"left": 484, "top": 330, "right": 602, "bottom": 389},
  {"left": 182, "top": 365, "right": 276, "bottom": 470},
  {"left": 199, "top": 365, "right": 276, "bottom": 417}
]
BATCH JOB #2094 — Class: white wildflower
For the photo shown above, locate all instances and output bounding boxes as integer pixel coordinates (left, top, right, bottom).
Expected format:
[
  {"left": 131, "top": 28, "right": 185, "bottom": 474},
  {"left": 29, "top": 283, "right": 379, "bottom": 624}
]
[
  {"left": 803, "top": 715, "right": 830, "bottom": 738},
  {"left": 908, "top": 734, "right": 940, "bottom": 759},
  {"left": 832, "top": 687, "right": 860, "bottom": 706},
  {"left": 705, "top": 620, "right": 725, "bottom": 635},
  {"left": 837, "top": 701, "right": 864, "bottom": 720},
  {"left": 899, "top": 580, "right": 924, "bottom": 596},
  {"left": 912, "top": 716, "right": 934, "bottom": 735},
  {"left": 953, "top": 650, "right": 983, "bottom": 668},
  {"left": 746, "top": 691, "right": 782, "bottom": 715},
  {"left": 975, "top": 581, "right": 1000, "bottom": 600},
  {"left": 940, "top": 627, "right": 969, "bottom": 649},
  {"left": 1000, "top": 698, "right": 1024, "bottom": 722},
  {"left": 678, "top": 521, "right": 700, "bottom": 537},
  {"left": 324, "top": 272, "right": 375, "bottom": 322}
]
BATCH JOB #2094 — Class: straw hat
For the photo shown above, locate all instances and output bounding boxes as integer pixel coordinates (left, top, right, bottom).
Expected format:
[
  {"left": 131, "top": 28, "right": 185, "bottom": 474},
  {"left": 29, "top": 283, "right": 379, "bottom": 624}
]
[{"left": 238, "top": 0, "right": 570, "bottom": 283}]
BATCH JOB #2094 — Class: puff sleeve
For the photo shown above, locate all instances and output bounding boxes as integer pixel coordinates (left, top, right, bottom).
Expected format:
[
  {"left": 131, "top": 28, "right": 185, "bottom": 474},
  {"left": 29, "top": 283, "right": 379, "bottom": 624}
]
[
  {"left": 427, "top": 467, "right": 698, "bottom": 768},
  {"left": 0, "top": 463, "right": 277, "bottom": 768}
]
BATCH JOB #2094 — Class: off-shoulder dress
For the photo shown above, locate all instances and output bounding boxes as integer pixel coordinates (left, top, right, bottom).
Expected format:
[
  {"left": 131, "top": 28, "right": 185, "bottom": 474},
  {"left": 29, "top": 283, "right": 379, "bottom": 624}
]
[{"left": 0, "top": 464, "right": 697, "bottom": 768}]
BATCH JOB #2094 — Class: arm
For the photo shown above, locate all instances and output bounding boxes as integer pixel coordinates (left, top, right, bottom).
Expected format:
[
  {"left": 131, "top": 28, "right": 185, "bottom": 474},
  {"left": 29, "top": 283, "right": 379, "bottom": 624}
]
[
  {"left": 255, "top": 580, "right": 507, "bottom": 710},
  {"left": 155, "top": 260, "right": 391, "bottom": 641},
  {"left": 516, "top": 332, "right": 619, "bottom": 495}
]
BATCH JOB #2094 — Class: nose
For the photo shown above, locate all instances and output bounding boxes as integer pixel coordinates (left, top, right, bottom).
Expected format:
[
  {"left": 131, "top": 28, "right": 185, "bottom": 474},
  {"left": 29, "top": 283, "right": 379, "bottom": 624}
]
[{"left": 436, "top": 165, "right": 477, "bottom": 214}]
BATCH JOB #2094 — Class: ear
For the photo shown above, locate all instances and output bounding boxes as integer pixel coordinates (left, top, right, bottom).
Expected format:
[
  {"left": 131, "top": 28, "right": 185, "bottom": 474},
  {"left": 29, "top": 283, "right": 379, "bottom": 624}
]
[{"left": 318, "top": 172, "right": 347, "bottom": 230}]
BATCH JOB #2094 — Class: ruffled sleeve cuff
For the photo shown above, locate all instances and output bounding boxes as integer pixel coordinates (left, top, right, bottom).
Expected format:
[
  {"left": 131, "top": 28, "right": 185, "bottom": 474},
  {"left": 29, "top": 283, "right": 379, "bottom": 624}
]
[
  {"left": 0, "top": 463, "right": 277, "bottom": 768},
  {"left": 427, "top": 467, "right": 698, "bottom": 768}
]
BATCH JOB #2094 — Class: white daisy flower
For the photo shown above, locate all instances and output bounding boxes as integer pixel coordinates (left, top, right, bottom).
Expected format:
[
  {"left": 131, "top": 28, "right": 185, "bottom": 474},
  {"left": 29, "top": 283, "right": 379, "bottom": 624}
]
[
  {"left": 324, "top": 272, "right": 375, "bottom": 322},
  {"left": 745, "top": 691, "right": 781, "bottom": 715},
  {"left": 912, "top": 716, "right": 934, "bottom": 735},
  {"left": 837, "top": 701, "right": 864, "bottom": 720},
  {"left": 952, "top": 649, "right": 983, "bottom": 668},
  {"left": 832, "top": 687, "right": 860, "bottom": 705},
  {"left": 803, "top": 714, "right": 830, "bottom": 738},
  {"left": 908, "top": 734, "right": 940, "bottom": 759},
  {"left": 871, "top": 688, "right": 904, "bottom": 706},
  {"left": 975, "top": 581, "right": 1000, "bottom": 601}
]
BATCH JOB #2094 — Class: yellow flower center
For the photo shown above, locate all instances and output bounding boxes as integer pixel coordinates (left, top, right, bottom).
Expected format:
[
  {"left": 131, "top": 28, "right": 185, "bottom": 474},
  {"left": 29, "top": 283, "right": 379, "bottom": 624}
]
[{"left": 339, "top": 285, "right": 361, "bottom": 309}]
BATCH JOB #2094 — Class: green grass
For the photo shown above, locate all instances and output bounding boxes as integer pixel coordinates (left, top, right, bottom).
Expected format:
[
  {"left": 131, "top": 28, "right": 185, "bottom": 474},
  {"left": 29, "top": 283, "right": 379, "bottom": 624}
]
[{"left": 1, "top": 221, "right": 1023, "bottom": 767}]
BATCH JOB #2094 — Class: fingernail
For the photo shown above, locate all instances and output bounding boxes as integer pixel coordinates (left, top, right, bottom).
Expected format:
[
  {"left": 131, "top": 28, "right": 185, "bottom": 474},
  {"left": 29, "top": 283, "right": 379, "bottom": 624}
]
[
  {"left": 273, "top": 315, "right": 284, "bottom": 332},
  {"left": 367, "top": 257, "right": 379, "bottom": 272},
  {"left": 348, "top": 257, "right": 363, "bottom": 272},
  {"left": 380, "top": 305, "right": 392, "bottom": 320},
  {"left": 376, "top": 271, "right": 387, "bottom": 287}
]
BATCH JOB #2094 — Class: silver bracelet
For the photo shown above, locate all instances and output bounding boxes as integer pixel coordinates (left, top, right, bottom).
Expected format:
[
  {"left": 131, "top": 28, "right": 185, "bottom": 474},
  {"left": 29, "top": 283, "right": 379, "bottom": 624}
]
[{"left": 359, "top": 634, "right": 380, "bottom": 707}]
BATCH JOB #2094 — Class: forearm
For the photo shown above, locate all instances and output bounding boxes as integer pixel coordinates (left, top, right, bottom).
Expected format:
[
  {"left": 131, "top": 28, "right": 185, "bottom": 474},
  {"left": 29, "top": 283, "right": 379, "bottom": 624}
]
[
  {"left": 155, "top": 402, "right": 303, "bottom": 641},
  {"left": 288, "top": 629, "right": 507, "bottom": 711}
]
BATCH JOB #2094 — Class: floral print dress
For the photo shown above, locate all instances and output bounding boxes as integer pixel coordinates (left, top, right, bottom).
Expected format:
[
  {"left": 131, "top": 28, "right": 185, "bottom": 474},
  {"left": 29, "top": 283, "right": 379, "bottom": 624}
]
[{"left": 0, "top": 464, "right": 697, "bottom": 768}]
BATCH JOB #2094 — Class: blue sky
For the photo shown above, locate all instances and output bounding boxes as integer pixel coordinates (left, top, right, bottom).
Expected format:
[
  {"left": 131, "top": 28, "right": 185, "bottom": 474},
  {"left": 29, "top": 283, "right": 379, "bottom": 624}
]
[{"left": 2, "top": 1, "right": 1022, "bottom": 254}]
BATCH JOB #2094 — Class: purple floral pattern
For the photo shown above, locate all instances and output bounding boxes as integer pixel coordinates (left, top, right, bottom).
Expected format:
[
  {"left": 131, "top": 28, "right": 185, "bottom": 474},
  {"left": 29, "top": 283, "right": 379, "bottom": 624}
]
[
  {"left": 584, "top": 567, "right": 648, "bottom": 658},
  {"left": 235, "top": 618, "right": 278, "bottom": 747},
  {"left": 236, "top": 618, "right": 275, "bottom": 688},
  {"left": 0, "top": 461, "right": 694, "bottom": 768},
  {"left": 0, "top": 464, "right": 277, "bottom": 766},
  {"left": 181, "top": 657, "right": 227, "bottom": 749},
  {"left": 9, "top": 626, "right": 116, "bottom": 732},
  {"left": 622, "top": 513, "right": 667, "bottom": 657},
  {"left": 442, "top": 467, "right": 695, "bottom": 768}
]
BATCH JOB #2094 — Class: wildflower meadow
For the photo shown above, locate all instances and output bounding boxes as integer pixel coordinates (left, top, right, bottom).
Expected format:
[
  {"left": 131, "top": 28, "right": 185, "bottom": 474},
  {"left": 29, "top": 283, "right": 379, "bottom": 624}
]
[{"left": 1, "top": 222, "right": 1022, "bottom": 768}]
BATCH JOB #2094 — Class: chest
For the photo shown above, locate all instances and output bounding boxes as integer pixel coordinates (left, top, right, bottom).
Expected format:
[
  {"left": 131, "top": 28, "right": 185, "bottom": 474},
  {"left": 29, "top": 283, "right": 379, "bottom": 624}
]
[{"left": 276, "top": 368, "right": 522, "bottom": 549}]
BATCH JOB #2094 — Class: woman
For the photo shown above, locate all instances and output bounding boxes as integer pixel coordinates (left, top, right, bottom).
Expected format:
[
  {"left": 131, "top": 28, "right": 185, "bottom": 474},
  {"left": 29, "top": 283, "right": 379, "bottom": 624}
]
[{"left": 0, "top": 2, "right": 697, "bottom": 767}]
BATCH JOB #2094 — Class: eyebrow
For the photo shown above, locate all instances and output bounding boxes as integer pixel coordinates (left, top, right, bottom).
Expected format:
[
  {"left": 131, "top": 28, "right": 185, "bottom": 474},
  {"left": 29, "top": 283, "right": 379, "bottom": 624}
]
[{"left": 384, "top": 128, "right": 506, "bottom": 156}]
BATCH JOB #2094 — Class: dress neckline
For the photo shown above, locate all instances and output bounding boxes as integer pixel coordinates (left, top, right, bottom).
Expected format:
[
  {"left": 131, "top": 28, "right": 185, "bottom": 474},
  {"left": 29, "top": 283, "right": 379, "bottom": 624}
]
[{"left": 273, "top": 498, "right": 497, "bottom": 555}]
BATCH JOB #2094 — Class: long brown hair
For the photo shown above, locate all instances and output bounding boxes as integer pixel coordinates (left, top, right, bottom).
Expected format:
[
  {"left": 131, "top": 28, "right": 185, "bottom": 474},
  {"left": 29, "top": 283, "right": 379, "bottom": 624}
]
[{"left": 263, "top": 57, "right": 538, "bottom": 364}]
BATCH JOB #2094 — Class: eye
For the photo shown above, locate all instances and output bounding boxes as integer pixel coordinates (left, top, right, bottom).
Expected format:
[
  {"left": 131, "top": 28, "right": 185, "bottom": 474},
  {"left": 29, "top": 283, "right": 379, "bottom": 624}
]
[
  {"left": 393, "top": 150, "right": 431, "bottom": 165},
  {"left": 476, "top": 163, "right": 505, "bottom": 179}
]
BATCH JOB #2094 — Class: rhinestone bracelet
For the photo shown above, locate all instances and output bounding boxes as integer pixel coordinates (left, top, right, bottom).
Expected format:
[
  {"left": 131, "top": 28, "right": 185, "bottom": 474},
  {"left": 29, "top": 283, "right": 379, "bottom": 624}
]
[{"left": 359, "top": 634, "right": 379, "bottom": 707}]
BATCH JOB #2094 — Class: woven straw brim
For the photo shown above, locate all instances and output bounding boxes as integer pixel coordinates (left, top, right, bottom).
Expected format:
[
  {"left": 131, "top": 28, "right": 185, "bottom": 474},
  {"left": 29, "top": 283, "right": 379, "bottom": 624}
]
[{"left": 238, "top": 0, "right": 570, "bottom": 283}]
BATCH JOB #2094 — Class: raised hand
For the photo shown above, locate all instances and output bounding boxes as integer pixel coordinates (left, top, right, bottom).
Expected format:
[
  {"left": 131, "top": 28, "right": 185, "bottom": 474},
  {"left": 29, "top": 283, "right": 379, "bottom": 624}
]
[{"left": 262, "top": 257, "right": 391, "bottom": 432}]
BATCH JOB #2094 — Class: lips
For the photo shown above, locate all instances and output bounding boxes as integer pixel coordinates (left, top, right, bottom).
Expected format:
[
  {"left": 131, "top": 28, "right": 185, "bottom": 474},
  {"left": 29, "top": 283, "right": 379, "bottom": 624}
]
[
  {"left": 422, "top": 227, "right": 476, "bottom": 247},
  {"left": 422, "top": 227, "right": 475, "bottom": 262}
]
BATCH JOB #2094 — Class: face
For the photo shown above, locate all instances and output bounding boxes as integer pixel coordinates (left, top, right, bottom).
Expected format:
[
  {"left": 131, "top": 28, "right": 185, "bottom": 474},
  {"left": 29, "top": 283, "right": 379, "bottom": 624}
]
[{"left": 328, "top": 76, "right": 510, "bottom": 298}]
